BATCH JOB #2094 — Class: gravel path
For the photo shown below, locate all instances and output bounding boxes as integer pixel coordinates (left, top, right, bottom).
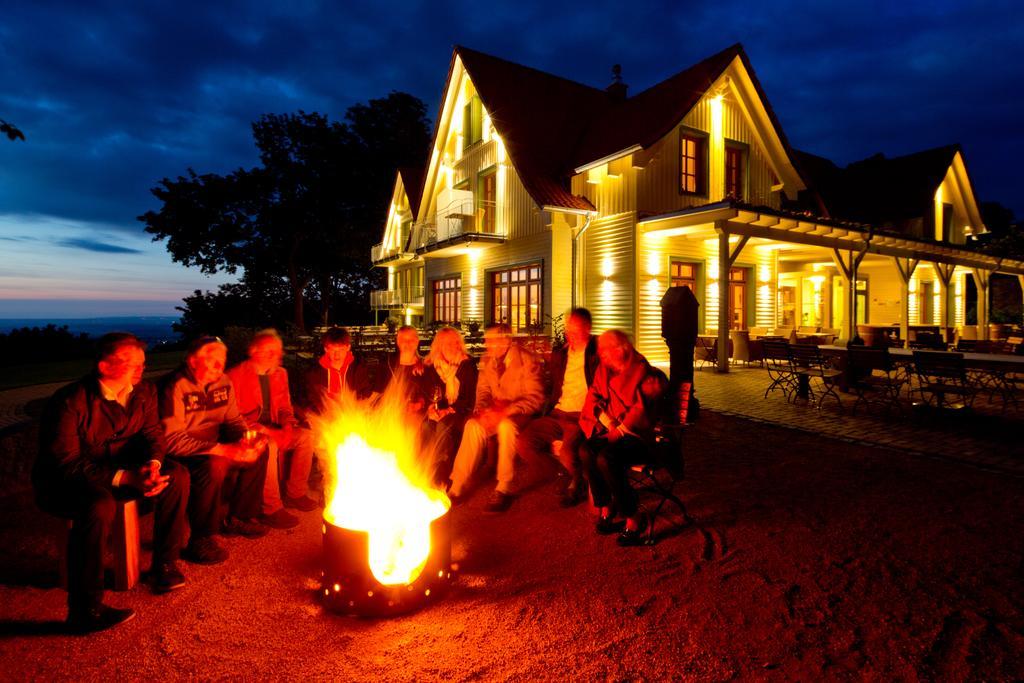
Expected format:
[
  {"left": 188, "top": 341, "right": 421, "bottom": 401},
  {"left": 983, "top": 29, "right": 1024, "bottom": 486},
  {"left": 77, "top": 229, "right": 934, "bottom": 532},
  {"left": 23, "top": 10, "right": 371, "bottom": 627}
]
[{"left": 0, "top": 411, "right": 1022, "bottom": 681}]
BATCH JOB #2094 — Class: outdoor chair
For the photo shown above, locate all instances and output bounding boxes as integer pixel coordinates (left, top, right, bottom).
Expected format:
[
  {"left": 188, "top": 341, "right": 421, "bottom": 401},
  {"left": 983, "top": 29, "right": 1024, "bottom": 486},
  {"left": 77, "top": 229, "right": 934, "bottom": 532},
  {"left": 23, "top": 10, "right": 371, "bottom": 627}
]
[
  {"left": 729, "top": 329, "right": 760, "bottom": 366},
  {"left": 761, "top": 339, "right": 797, "bottom": 400},
  {"left": 912, "top": 351, "right": 975, "bottom": 410},
  {"left": 627, "top": 422, "right": 692, "bottom": 545},
  {"left": 625, "top": 380, "right": 693, "bottom": 545},
  {"left": 789, "top": 343, "right": 844, "bottom": 410},
  {"left": 847, "top": 346, "right": 905, "bottom": 416},
  {"left": 694, "top": 336, "right": 718, "bottom": 370}
]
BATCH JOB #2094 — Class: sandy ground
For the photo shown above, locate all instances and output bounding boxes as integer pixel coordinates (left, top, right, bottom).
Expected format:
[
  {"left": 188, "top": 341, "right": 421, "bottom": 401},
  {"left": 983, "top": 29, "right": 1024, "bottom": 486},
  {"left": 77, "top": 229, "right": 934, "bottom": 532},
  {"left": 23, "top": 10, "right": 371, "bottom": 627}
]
[{"left": 1, "top": 410, "right": 1022, "bottom": 681}]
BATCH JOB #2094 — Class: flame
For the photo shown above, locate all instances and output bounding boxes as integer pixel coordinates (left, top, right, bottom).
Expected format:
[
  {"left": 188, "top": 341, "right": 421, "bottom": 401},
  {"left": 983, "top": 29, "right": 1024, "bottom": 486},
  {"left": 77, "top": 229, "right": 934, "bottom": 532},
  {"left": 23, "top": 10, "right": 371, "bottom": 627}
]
[{"left": 312, "top": 379, "right": 449, "bottom": 585}]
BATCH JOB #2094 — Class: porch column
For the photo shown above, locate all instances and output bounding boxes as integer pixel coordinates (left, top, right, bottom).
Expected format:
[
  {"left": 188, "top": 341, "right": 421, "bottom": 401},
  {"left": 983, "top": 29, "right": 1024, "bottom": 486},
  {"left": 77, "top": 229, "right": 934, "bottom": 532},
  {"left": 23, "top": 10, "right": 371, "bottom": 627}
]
[
  {"left": 717, "top": 225, "right": 731, "bottom": 372},
  {"left": 972, "top": 268, "right": 993, "bottom": 340},
  {"left": 892, "top": 257, "right": 919, "bottom": 348},
  {"left": 934, "top": 262, "right": 956, "bottom": 344},
  {"left": 831, "top": 248, "right": 866, "bottom": 341},
  {"left": 714, "top": 223, "right": 750, "bottom": 372}
]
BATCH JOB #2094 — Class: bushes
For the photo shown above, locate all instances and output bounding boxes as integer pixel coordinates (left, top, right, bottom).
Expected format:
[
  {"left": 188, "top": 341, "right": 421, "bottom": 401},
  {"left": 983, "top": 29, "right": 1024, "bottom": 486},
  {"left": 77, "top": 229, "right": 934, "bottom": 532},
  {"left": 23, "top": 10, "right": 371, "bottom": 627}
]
[{"left": 0, "top": 325, "right": 94, "bottom": 367}]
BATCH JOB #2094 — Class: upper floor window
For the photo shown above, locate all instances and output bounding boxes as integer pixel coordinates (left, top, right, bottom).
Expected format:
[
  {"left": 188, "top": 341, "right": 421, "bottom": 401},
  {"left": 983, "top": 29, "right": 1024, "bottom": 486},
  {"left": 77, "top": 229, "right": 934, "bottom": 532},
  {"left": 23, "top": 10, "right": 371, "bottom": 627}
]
[
  {"left": 463, "top": 96, "right": 483, "bottom": 148},
  {"left": 679, "top": 130, "right": 706, "bottom": 195},
  {"left": 725, "top": 144, "right": 747, "bottom": 200},
  {"left": 478, "top": 169, "right": 496, "bottom": 234}
]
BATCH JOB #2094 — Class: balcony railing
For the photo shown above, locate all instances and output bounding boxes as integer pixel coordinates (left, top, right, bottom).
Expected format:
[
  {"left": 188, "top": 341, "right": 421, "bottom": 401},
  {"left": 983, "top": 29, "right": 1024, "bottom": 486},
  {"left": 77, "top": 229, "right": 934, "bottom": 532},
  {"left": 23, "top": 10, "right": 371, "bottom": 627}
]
[
  {"left": 370, "top": 286, "right": 425, "bottom": 309},
  {"left": 372, "top": 241, "right": 410, "bottom": 264},
  {"left": 413, "top": 199, "right": 505, "bottom": 251}
]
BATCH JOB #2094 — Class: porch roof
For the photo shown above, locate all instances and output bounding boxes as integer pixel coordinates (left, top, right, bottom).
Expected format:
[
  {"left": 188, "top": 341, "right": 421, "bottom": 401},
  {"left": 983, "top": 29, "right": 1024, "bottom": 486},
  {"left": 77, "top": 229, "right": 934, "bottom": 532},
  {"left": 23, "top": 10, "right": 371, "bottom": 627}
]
[{"left": 638, "top": 201, "right": 1024, "bottom": 276}]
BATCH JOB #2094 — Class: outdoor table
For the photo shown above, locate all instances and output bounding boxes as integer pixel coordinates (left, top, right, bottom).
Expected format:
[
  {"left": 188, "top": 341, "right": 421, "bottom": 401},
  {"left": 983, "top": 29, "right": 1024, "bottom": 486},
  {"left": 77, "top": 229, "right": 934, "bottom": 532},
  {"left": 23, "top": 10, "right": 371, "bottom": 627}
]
[{"left": 819, "top": 345, "right": 1024, "bottom": 373}]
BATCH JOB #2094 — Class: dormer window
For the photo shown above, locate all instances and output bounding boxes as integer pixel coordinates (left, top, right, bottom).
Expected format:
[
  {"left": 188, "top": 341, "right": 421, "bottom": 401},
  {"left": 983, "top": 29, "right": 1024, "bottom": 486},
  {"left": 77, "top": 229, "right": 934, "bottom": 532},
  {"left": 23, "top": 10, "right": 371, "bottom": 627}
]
[
  {"left": 463, "top": 95, "right": 483, "bottom": 148},
  {"left": 679, "top": 129, "right": 706, "bottom": 195}
]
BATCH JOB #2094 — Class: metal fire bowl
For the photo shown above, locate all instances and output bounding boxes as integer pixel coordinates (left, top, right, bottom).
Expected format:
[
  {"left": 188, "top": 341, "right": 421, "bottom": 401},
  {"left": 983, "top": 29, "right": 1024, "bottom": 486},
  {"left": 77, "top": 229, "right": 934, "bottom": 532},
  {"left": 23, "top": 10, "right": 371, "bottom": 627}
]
[{"left": 321, "top": 509, "right": 452, "bottom": 617}]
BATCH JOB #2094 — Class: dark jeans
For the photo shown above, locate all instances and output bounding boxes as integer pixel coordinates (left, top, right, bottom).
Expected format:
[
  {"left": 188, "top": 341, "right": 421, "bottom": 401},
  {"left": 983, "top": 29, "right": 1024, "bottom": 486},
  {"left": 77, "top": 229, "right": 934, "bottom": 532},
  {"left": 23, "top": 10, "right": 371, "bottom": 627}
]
[
  {"left": 580, "top": 434, "right": 646, "bottom": 517},
  {"left": 516, "top": 410, "right": 584, "bottom": 482},
  {"left": 37, "top": 460, "right": 189, "bottom": 614},
  {"left": 172, "top": 451, "right": 267, "bottom": 539},
  {"left": 421, "top": 412, "right": 469, "bottom": 484}
]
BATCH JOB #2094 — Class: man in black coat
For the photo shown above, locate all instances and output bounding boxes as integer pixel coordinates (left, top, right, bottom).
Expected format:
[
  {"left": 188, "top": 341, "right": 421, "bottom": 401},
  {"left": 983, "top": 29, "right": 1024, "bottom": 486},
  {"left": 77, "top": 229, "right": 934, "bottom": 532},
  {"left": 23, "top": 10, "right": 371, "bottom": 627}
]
[
  {"left": 297, "top": 326, "right": 374, "bottom": 417},
  {"left": 33, "top": 333, "right": 189, "bottom": 634},
  {"left": 516, "top": 308, "right": 599, "bottom": 507}
]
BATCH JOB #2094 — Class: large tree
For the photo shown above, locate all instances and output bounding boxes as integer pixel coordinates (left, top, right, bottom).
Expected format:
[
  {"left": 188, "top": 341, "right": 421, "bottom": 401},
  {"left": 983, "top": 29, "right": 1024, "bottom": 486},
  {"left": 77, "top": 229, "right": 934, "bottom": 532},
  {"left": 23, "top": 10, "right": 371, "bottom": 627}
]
[{"left": 141, "top": 93, "right": 430, "bottom": 331}]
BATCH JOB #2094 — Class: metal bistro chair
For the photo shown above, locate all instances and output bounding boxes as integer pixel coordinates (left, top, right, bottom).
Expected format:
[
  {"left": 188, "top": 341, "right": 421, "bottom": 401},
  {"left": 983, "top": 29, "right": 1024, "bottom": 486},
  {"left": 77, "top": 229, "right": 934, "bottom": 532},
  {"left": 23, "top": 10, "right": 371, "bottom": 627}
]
[
  {"left": 761, "top": 339, "right": 797, "bottom": 400},
  {"left": 694, "top": 336, "right": 719, "bottom": 370},
  {"left": 626, "top": 372, "right": 692, "bottom": 545},
  {"left": 912, "top": 351, "right": 975, "bottom": 410},
  {"left": 847, "top": 346, "right": 905, "bottom": 416},
  {"left": 789, "top": 342, "right": 844, "bottom": 411}
]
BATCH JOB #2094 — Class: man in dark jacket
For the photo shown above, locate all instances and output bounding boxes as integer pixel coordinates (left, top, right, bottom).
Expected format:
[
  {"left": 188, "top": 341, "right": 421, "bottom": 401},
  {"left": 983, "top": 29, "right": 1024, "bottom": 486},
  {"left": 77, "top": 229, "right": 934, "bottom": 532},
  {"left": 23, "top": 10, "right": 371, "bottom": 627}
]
[
  {"left": 297, "top": 327, "right": 374, "bottom": 416},
  {"left": 516, "top": 308, "right": 599, "bottom": 506},
  {"left": 34, "top": 333, "right": 189, "bottom": 633}
]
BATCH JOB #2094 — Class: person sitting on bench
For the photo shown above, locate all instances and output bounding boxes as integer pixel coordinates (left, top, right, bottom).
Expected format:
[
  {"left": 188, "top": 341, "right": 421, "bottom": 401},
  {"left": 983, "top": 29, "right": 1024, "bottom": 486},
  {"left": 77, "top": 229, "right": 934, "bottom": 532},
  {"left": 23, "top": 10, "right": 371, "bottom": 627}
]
[
  {"left": 579, "top": 330, "right": 662, "bottom": 547},
  {"left": 34, "top": 332, "right": 189, "bottom": 634},
  {"left": 161, "top": 336, "right": 268, "bottom": 566}
]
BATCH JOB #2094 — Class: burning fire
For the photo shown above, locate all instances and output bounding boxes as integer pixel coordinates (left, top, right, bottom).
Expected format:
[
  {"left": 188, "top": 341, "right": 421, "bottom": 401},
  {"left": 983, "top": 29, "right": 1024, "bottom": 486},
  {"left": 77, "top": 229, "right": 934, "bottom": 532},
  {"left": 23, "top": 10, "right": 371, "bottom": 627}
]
[{"left": 311, "top": 381, "right": 449, "bottom": 586}]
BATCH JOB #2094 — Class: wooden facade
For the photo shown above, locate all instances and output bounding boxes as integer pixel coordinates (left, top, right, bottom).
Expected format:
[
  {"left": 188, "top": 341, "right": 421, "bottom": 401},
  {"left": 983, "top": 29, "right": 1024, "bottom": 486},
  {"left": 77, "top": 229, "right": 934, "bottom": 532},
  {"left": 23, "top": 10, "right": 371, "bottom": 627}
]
[{"left": 371, "top": 46, "right": 1019, "bottom": 358}]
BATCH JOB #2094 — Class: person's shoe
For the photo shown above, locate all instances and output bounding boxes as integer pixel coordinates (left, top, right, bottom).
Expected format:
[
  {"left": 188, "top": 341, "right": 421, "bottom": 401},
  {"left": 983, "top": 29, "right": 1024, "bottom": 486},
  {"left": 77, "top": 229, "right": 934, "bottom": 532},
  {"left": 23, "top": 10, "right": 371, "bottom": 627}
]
[
  {"left": 283, "top": 494, "right": 318, "bottom": 512},
  {"left": 484, "top": 490, "right": 514, "bottom": 513},
  {"left": 66, "top": 604, "right": 135, "bottom": 634},
  {"left": 595, "top": 515, "right": 624, "bottom": 535},
  {"left": 559, "top": 481, "right": 587, "bottom": 508},
  {"left": 617, "top": 516, "right": 649, "bottom": 547},
  {"left": 258, "top": 509, "right": 299, "bottom": 530},
  {"left": 150, "top": 561, "right": 186, "bottom": 594},
  {"left": 181, "top": 536, "right": 228, "bottom": 565},
  {"left": 223, "top": 516, "right": 271, "bottom": 537}
]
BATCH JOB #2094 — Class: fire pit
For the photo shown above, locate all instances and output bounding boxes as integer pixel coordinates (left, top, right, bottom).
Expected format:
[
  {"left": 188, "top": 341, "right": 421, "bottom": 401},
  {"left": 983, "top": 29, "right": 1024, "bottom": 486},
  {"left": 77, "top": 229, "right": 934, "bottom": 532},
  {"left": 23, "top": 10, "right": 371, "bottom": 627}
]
[
  {"left": 322, "top": 510, "right": 452, "bottom": 616},
  {"left": 311, "top": 384, "right": 453, "bottom": 617}
]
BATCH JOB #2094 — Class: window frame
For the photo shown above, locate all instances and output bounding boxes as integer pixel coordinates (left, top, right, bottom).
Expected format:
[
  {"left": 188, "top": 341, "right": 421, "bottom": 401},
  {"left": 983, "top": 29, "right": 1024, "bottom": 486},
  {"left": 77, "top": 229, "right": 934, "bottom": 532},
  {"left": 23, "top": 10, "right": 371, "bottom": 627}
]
[
  {"left": 463, "top": 96, "right": 483, "bottom": 149},
  {"left": 488, "top": 261, "right": 544, "bottom": 333},
  {"left": 724, "top": 140, "right": 749, "bottom": 201},
  {"left": 678, "top": 127, "right": 708, "bottom": 196},
  {"left": 431, "top": 275, "right": 462, "bottom": 324},
  {"left": 477, "top": 166, "right": 497, "bottom": 234}
]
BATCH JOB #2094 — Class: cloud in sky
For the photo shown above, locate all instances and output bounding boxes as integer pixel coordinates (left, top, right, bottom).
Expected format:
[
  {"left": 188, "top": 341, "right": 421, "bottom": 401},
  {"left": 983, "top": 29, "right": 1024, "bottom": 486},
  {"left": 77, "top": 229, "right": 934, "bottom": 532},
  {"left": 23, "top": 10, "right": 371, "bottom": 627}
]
[
  {"left": 0, "top": 0, "right": 1021, "bottom": 316},
  {"left": 0, "top": 213, "right": 232, "bottom": 316},
  {"left": 56, "top": 238, "right": 143, "bottom": 254}
]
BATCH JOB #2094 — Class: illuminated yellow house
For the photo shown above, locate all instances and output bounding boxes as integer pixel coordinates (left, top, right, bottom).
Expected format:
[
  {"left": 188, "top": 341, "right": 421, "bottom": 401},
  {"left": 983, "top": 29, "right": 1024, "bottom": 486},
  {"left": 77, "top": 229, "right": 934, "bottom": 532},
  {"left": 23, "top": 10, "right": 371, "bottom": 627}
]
[{"left": 371, "top": 44, "right": 1024, "bottom": 367}]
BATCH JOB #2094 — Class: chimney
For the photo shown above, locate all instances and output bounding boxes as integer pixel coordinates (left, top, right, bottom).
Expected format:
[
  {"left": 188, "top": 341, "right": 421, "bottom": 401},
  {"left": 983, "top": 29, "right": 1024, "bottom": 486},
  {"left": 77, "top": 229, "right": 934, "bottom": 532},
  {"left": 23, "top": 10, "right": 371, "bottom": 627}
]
[{"left": 606, "top": 64, "right": 628, "bottom": 100}]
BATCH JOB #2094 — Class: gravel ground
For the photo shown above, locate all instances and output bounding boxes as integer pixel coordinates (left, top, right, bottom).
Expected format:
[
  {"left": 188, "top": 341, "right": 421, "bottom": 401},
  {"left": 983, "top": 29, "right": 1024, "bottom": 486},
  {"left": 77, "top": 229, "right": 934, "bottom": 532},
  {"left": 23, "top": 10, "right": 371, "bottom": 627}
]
[{"left": 1, "top": 410, "right": 1022, "bottom": 681}]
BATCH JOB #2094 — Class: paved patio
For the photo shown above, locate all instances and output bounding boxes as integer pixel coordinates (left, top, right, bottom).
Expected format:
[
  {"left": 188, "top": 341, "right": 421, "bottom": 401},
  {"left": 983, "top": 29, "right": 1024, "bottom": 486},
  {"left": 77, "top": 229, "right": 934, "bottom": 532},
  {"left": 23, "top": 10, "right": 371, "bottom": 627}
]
[{"left": 680, "top": 362, "right": 1024, "bottom": 476}]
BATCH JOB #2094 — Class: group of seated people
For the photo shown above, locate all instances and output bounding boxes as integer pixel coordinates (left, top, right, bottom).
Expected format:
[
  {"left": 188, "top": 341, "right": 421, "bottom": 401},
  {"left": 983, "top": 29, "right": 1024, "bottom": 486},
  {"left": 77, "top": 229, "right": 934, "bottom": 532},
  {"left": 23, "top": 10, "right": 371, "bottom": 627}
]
[{"left": 33, "top": 307, "right": 673, "bottom": 633}]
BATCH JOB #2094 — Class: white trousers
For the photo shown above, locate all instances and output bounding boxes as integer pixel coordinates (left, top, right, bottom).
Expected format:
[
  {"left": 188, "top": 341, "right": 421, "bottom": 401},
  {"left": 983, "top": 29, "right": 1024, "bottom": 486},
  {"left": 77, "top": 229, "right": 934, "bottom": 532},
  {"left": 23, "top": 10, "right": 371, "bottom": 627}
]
[{"left": 449, "top": 416, "right": 520, "bottom": 496}]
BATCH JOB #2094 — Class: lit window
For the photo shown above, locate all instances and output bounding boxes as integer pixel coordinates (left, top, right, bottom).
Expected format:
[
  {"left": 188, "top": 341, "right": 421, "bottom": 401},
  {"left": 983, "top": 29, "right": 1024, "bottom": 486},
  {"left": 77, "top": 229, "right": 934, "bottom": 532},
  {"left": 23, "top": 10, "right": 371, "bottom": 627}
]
[
  {"left": 432, "top": 277, "right": 461, "bottom": 323},
  {"left": 725, "top": 145, "right": 746, "bottom": 200},
  {"left": 490, "top": 263, "right": 542, "bottom": 332},
  {"left": 680, "top": 132, "right": 705, "bottom": 194}
]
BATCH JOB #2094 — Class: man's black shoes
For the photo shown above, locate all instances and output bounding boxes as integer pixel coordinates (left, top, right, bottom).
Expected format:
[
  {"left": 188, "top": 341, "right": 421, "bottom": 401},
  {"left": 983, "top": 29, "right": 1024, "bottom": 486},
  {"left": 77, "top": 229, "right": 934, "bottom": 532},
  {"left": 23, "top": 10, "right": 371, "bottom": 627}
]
[
  {"left": 151, "top": 561, "right": 186, "bottom": 594},
  {"left": 66, "top": 604, "right": 135, "bottom": 634}
]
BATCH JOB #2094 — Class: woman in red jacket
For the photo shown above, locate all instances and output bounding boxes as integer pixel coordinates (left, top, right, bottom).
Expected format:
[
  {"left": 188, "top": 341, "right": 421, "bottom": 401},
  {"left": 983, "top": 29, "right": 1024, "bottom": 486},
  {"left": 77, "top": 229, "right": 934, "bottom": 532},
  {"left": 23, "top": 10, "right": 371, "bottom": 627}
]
[{"left": 579, "top": 330, "right": 664, "bottom": 546}]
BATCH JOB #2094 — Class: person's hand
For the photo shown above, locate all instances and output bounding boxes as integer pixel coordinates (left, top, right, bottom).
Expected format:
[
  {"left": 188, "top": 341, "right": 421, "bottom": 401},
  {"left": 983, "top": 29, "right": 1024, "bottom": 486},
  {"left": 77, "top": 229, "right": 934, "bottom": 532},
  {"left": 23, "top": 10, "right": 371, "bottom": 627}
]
[{"left": 127, "top": 462, "right": 170, "bottom": 497}]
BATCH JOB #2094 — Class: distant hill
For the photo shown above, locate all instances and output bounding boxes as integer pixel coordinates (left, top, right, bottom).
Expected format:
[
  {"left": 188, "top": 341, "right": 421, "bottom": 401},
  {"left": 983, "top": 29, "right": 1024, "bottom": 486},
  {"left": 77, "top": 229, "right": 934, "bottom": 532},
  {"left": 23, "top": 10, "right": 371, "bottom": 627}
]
[{"left": 0, "top": 316, "right": 180, "bottom": 344}]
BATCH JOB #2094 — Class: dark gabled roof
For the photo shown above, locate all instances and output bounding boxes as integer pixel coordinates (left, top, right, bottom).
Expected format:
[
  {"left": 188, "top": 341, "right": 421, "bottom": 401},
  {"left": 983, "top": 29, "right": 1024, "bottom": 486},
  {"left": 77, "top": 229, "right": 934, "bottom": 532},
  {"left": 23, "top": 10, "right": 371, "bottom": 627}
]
[
  {"left": 798, "top": 145, "right": 960, "bottom": 225},
  {"left": 572, "top": 44, "right": 743, "bottom": 168},
  {"left": 397, "top": 166, "right": 424, "bottom": 216},
  {"left": 456, "top": 46, "right": 609, "bottom": 212},
  {"left": 453, "top": 43, "right": 805, "bottom": 213}
]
